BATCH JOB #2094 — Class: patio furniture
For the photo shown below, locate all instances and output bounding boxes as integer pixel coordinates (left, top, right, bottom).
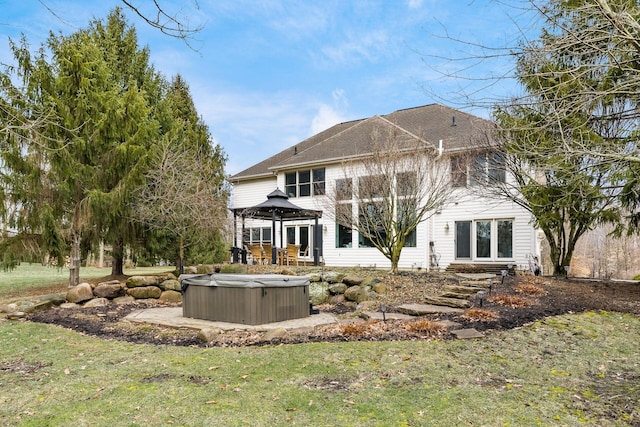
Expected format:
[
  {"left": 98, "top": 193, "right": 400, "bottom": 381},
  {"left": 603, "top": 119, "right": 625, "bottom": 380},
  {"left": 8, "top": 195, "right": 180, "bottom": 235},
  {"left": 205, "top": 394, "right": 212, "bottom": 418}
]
[
  {"left": 249, "top": 244, "right": 266, "bottom": 265},
  {"left": 286, "top": 244, "right": 301, "bottom": 266}
]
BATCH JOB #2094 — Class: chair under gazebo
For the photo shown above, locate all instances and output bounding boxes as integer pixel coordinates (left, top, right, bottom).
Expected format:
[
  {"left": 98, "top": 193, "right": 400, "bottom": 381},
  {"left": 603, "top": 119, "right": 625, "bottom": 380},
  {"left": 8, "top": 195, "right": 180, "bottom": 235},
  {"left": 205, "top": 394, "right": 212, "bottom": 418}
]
[{"left": 231, "top": 189, "right": 323, "bottom": 266}]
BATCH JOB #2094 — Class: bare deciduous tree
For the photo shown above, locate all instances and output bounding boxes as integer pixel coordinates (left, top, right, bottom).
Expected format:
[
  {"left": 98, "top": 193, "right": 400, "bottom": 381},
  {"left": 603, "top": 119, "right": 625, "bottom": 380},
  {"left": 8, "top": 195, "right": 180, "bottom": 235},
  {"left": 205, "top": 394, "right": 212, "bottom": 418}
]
[
  {"left": 323, "top": 125, "right": 452, "bottom": 273},
  {"left": 131, "top": 135, "right": 229, "bottom": 273}
]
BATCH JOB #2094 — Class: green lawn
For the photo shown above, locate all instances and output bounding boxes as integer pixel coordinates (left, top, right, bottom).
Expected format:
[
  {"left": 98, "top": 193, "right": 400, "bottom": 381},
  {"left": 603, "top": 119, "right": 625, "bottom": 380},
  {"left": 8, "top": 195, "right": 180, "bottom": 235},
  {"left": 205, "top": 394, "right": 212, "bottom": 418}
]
[
  {"left": 1, "top": 311, "right": 638, "bottom": 426},
  {"left": 0, "top": 263, "right": 175, "bottom": 298}
]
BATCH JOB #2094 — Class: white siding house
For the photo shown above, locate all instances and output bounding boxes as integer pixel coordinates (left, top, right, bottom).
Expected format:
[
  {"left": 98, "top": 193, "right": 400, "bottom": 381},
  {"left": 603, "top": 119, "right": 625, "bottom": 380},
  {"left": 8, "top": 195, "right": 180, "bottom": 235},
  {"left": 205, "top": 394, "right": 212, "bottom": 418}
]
[{"left": 230, "top": 104, "right": 541, "bottom": 272}]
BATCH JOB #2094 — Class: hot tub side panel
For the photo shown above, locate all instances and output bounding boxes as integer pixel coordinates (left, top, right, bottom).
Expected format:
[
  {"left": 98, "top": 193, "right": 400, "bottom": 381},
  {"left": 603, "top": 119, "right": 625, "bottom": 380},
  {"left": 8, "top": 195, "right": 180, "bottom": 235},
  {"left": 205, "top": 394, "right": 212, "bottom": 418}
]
[{"left": 183, "top": 284, "right": 309, "bottom": 325}]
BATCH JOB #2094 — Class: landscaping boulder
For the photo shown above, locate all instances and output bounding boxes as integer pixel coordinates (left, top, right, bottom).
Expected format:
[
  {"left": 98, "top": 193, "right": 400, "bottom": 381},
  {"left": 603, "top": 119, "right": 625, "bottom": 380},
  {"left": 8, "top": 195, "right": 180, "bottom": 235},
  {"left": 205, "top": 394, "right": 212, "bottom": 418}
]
[
  {"left": 329, "top": 294, "right": 346, "bottom": 305},
  {"left": 60, "top": 302, "right": 79, "bottom": 309},
  {"left": 126, "top": 276, "right": 160, "bottom": 288},
  {"left": 159, "top": 290, "right": 182, "bottom": 303},
  {"left": 371, "top": 282, "right": 387, "bottom": 294},
  {"left": 305, "top": 272, "right": 322, "bottom": 283},
  {"left": 342, "top": 275, "right": 364, "bottom": 286},
  {"left": 66, "top": 283, "right": 94, "bottom": 303},
  {"left": 0, "top": 303, "right": 18, "bottom": 314},
  {"left": 344, "top": 285, "right": 368, "bottom": 303},
  {"left": 262, "top": 328, "right": 287, "bottom": 341},
  {"left": 328, "top": 282, "right": 348, "bottom": 295},
  {"left": 84, "top": 298, "right": 109, "bottom": 308},
  {"left": 127, "top": 286, "right": 162, "bottom": 299},
  {"left": 309, "top": 281, "right": 330, "bottom": 305},
  {"left": 198, "top": 327, "right": 223, "bottom": 343},
  {"left": 159, "top": 279, "right": 181, "bottom": 292},
  {"left": 94, "top": 283, "right": 125, "bottom": 299},
  {"left": 23, "top": 300, "right": 54, "bottom": 313},
  {"left": 113, "top": 295, "right": 135, "bottom": 305},
  {"left": 95, "top": 279, "right": 121, "bottom": 290},
  {"left": 322, "top": 271, "right": 344, "bottom": 284},
  {"left": 183, "top": 266, "right": 198, "bottom": 274}
]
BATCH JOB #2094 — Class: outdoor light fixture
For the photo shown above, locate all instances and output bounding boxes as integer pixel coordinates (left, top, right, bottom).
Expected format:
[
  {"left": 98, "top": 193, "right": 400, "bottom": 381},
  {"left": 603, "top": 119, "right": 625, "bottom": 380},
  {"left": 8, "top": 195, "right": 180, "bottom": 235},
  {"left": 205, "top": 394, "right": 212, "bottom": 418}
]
[
  {"left": 380, "top": 303, "right": 387, "bottom": 321},
  {"left": 486, "top": 278, "right": 493, "bottom": 294},
  {"left": 501, "top": 269, "right": 508, "bottom": 284},
  {"left": 477, "top": 290, "right": 486, "bottom": 307},
  {"left": 444, "top": 222, "right": 450, "bottom": 232}
]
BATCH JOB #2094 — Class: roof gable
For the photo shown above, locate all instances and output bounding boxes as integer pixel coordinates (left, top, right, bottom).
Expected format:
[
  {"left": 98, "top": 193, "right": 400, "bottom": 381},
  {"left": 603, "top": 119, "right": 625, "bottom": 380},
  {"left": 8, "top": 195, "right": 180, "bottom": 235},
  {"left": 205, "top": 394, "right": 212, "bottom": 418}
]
[{"left": 231, "top": 104, "right": 490, "bottom": 181}]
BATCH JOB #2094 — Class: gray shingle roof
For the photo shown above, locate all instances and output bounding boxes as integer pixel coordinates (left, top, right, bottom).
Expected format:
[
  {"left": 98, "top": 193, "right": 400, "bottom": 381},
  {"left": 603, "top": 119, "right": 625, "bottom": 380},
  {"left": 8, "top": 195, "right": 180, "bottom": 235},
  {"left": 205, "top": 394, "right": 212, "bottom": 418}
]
[{"left": 230, "top": 103, "right": 490, "bottom": 181}]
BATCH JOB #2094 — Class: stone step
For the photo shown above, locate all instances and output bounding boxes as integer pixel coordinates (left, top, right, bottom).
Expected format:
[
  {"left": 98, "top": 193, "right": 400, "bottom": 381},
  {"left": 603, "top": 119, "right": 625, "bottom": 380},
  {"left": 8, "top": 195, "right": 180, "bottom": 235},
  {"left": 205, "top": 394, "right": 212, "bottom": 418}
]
[
  {"left": 396, "top": 303, "right": 465, "bottom": 316},
  {"left": 439, "top": 292, "right": 474, "bottom": 300},
  {"left": 442, "top": 285, "right": 485, "bottom": 294},
  {"left": 424, "top": 296, "right": 471, "bottom": 309},
  {"left": 360, "top": 311, "right": 414, "bottom": 321},
  {"left": 458, "top": 280, "right": 493, "bottom": 288}
]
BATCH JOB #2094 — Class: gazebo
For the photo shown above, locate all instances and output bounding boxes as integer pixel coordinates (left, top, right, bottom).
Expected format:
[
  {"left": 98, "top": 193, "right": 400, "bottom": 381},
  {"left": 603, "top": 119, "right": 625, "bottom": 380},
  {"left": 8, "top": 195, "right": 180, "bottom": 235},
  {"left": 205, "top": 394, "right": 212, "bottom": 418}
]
[{"left": 232, "top": 189, "right": 323, "bottom": 265}]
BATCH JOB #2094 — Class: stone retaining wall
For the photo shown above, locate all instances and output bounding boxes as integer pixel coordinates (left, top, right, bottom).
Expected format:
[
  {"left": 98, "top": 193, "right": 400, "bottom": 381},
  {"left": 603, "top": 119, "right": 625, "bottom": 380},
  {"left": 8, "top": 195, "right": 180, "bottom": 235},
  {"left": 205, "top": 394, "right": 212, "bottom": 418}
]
[{"left": 64, "top": 273, "right": 183, "bottom": 308}]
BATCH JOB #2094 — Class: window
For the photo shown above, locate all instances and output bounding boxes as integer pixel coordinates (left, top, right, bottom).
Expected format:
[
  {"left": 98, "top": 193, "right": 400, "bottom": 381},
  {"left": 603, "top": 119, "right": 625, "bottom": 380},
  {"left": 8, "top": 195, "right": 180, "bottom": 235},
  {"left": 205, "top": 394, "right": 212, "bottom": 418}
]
[
  {"left": 451, "top": 156, "right": 468, "bottom": 187},
  {"left": 313, "top": 168, "right": 325, "bottom": 195},
  {"left": 358, "top": 201, "right": 387, "bottom": 248},
  {"left": 335, "top": 203, "right": 353, "bottom": 248},
  {"left": 284, "top": 168, "right": 325, "bottom": 198},
  {"left": 476, "top": 220, "right": 491, "bottom": 258},
  {"left": 286, "top": 226, "right": 311, "bottom": 256},
  {"left": 299, "top": 170, "right": 311, "bottom": 197},
  {"left": 497, "top": 220, "right": 513, "bottom": 258},
  {"left": 285, "top": 172, "right": 297, "bottom": 198},
  {"left": 451, "top": 152, "right": 506, "bottom": 187},
  {"left": 261, "top": 227, "right": 271, "bottom": 243},
  {"left": 249, "top": 227, "right": 272, "bottom": 244},
  {"left": 335, "top": 178, "right": 352, "bottom": 200},
  {"left": 398, "top": 198, "right": 417, "bottom": 247},
  {"left": 488, "top": 152, "right": 506, "bottom": 184},
  {"left": 359, "top": 175, "right": 388, "bottom": 199},
  {"left": 397, "top": 171, "right": 416, "bottom": 196},
  {"left": 456, "top": 221, "right": 472, "bottom": 258}
]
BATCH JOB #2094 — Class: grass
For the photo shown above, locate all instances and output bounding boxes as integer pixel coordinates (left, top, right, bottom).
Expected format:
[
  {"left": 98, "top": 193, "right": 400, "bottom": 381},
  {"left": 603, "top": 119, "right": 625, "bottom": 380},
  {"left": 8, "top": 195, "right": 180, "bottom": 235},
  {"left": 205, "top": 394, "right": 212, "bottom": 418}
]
[
  {"left": 1, "top": 311, "right": 639, "bottom": 426},
  {"left": 0, "top": 263, "right": 175, "bottom": 299}
]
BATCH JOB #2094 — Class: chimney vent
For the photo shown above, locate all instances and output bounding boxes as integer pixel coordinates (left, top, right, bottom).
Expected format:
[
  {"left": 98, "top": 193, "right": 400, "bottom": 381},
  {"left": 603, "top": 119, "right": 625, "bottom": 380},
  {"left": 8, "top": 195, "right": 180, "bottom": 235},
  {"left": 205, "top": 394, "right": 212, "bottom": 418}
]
[{"left": 451, "top": 116, "right": 456, "bottom": 126}]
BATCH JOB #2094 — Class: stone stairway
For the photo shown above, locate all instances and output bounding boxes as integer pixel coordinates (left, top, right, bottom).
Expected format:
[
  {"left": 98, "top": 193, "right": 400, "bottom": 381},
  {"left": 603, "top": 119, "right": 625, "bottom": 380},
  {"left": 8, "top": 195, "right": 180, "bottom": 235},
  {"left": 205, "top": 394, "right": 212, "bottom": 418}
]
[{"left": 388, "top": 274, "right": 496, "bottom": 339}]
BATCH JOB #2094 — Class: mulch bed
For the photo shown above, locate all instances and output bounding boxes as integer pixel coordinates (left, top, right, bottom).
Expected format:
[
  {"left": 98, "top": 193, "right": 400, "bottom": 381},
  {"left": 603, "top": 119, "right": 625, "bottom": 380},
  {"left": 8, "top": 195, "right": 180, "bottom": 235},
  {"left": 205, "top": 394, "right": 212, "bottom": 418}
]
[{"left": 26, "top": 273, "right": 640, "bottom": 348}]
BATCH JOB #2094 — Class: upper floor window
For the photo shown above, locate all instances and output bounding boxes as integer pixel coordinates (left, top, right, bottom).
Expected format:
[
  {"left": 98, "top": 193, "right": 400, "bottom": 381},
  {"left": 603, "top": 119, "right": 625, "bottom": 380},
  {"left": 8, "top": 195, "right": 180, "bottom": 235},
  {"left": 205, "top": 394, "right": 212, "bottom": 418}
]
[
  {"left": 451, "top": 152, "right": 505, "bottom": 187},
  {"left": 335, "top": 178, "right": 353, "bottom": 200},
  {"left": 285, "top": 168, "right": 325, "bottom": 198}
]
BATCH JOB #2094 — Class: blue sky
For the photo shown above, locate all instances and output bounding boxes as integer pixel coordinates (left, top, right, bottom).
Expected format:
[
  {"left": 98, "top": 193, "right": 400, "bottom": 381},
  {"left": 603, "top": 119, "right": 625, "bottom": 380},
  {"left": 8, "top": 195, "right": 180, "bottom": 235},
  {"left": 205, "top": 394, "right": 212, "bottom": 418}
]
[{"left": 1, "top": 1, "right": 536, "bottom": 175}]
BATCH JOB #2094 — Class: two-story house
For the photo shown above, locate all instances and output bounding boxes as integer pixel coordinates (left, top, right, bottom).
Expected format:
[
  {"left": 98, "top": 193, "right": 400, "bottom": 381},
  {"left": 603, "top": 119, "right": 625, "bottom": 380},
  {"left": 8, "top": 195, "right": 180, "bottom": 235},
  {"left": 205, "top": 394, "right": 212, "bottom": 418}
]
[{"left": 230, "top": 104, "right": 542, "bottom": 273}]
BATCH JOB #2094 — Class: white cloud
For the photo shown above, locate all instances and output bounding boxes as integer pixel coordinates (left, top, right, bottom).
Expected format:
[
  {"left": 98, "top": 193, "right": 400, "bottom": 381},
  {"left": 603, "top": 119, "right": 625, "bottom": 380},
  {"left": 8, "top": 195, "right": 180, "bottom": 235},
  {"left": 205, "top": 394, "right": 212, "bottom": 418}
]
[
  {"left": 319, "top": 30, "right": 391, "bottom": 65},
  {"left": 408, "top": 0, "right": 424, "bottom": 9},
  {"left": 311, "top": 104, "right": 344, "bottom": 135}
]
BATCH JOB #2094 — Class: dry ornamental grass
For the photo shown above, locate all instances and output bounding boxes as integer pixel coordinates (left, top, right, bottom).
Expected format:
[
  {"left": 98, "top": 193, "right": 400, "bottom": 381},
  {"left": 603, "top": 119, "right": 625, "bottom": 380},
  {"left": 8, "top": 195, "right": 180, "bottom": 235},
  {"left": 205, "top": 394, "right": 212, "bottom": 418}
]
[
  {"left": 404, "top": 319, "right": 446, "bottom": 334},
  {"left": 515, "top": 283, "right": 548, "bottom": 296}
]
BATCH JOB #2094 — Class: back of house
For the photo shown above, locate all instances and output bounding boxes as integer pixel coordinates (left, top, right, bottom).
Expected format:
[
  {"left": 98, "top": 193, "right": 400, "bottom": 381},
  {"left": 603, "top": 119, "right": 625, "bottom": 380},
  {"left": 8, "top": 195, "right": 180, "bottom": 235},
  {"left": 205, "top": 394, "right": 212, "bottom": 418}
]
[{"left": 230, "top": 103, "right": 542, "bottom": 273}]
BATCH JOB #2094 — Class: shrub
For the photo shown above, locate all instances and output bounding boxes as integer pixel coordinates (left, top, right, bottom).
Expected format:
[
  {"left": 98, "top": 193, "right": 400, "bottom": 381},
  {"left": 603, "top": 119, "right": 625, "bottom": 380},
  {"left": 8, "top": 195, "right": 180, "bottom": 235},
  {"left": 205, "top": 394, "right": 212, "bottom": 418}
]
[
  {"left": 339, "top": 321, "right": 375, "bottom": 337},
  {"left": 514, "top": 283, "right": 547, "bottom": 296},
  {"left": 219, "top": 264, "right": 248, "bottom": 274},
  {"left": 488, "top": 294, "right": 531, "bottom": 308},
  {"left": 404, "top": 319, "right": 446, "bottom": 334}
]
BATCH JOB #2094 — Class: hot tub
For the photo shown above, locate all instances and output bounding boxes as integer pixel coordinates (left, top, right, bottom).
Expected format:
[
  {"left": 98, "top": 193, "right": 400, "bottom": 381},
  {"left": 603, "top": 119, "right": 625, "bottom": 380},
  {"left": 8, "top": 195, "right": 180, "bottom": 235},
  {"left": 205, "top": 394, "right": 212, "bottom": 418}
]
[{"left": 180, "top": 274, "right": 310, "bottom": 325}]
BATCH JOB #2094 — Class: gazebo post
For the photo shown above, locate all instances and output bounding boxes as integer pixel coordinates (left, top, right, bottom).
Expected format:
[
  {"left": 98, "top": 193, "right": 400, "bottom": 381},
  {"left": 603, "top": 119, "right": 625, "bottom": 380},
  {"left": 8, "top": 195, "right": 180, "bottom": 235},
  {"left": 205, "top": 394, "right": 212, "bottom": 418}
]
[
  {"left": 271, "top": 210, "right": 277, "bottom": 264},
  {"left": 313, "top": 215, "right": 319, "bottom": 266}
]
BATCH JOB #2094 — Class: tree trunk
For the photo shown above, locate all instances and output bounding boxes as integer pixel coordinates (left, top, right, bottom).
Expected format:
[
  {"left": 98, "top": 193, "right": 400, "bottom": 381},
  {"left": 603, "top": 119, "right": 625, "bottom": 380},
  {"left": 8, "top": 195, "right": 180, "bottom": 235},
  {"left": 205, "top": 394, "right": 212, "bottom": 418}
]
[
  {"left": 68, "top": 229, "right": 81, "bottom": 287},
  {"left": 111, "top": 238, "right": 124, "bottom": 276},
  {"left": 178, "top": 235, "right": 185, "bottom": 274}
]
